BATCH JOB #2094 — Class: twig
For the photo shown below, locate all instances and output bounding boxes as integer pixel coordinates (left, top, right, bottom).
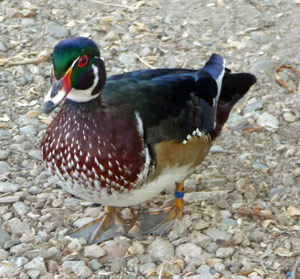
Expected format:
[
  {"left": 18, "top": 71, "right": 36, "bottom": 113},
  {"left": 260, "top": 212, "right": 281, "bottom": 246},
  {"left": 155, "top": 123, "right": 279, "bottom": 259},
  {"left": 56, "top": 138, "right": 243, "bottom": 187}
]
[
  {"left": 158, "top": 262, "right": 165, "bottom": 279},
  {"left": 87, "top": 0, "right": 143, "bottom": 10},
  {"left": 250, "top": 259, "right": 269, "bottom": 275},
  {"left": 0, "top": 51, "right": 50, "bottom": 67},
  {"left": 135, "top": 54, "right": 155, "bottom": 69},
  {"left": 291, "top": 254, "right": 300, "bottom": 279},
  {"left": 274, "top": 65, "right": 300, "bottom": 93}
]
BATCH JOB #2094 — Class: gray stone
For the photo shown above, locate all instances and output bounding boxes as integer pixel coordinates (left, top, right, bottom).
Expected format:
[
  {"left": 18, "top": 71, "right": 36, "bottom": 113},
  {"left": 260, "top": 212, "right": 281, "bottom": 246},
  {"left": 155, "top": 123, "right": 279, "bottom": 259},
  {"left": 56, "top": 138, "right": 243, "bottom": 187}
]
[
  {"left": 62, "top": 261, "right": 92, "bottom": 279},
  {"left": 19, "top": 272, "right": 30, "bottom": 279},
  {"left": 24, "top": 256, "right": 47, "bottom": 272},
  {"left": 206, "top": 242, "right": 218, "bottom": 254},
  {"left": 0, "top": 249, "right": 9, "bottom": 261},
  {"left": 216, "top": 247, "right": 235, "bottom": 258},
  {"left": 243, "top": 100, "right": 264, "bottom": 114},
  {"left": 0, "top": 149, "right": 10, "bottom": 160},
  {"left": 0, "top": 129, "right": 11, "bottom": 138},
  {"left": 73, "top": 217, "right": 94, "bottom": 228},
  {"left": 188, "top": 232, "right": 211, "bottom": 248},
  {"left": 139, "top": 262, "right": 156, "bottom": 276},
  {"left": 46, "top": 22, "right": 69, "bottom": 38},
  {"left": 148, "top": 238, "right": 174, "bottom": 261},
  {"left": 27, "top": 269, "right": 41, "bottom": 279},
  {"left": 0, "top": 161, "right": 10, "bottom": 174},
  {"left": 84, "top": 244, "right": 106, "bottom": 258},
  {"left": 257, "top": 112, "right": 278, "bottom": 132},
  {"left": 0, "top": 41, "right": 6, "bottom": 52},
  {"left": 0, "top": 264, "right": 16, "bottom": 278},
  {"left": 11, "top": 256, "right": 29, "bottom": 267},
  {"left": 13, "top": 201, "right": 30, "bottom": 215},
  {"left": 250, "top": 59, "right": 274, "bottom": 75},
  {"left": 28, "top": 150, "right": 42, "bottom": 161},
  {"left": 6, "top": 218, "right": 30, "bottom": 235},
  {"left": 205, "top": 228, "right": 232, "bottom": 243},
  {"left": 111, "top": 257, "right": 126, "bottom": 272},
  {"left": 221, "top": 218, "right": 237, "bottom": 226},
  {"left": 0, "top": 182, "right": 19, "bottom": 193},
  {"left": 119, "top": 53, "right": 136, "bottom": 65},
  {"left": 89, "top": 259, "right": 102, "bottom": 271},
  {"left": 282, "top": 174, "right": 295, "bottom": 186},
  {"left": 175, "top": 243, "right": 203, "bottom": 265},
  {"left": 20, "top": 125, "right": 37, "bottom": 135},
  {"left": 28, "top": 186, "right": 43, "bottom": 195},
  {"left": 196, "top": 265, "right": 214, "bottom": 279}
]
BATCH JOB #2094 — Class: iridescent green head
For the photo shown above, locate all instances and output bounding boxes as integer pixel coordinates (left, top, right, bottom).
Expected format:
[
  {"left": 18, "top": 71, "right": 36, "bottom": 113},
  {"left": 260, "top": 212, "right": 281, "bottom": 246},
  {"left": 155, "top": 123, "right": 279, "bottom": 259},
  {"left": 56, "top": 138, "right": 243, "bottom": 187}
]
[{"left": 44, "top": 37, "right": 106, "bottom": 114}]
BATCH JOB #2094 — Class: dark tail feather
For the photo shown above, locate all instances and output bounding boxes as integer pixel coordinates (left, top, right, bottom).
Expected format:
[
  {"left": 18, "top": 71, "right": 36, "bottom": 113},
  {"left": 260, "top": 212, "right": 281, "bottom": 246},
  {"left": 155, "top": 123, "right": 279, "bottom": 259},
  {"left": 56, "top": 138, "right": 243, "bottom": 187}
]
[{"left": 210, "top": 72, "right": 257, "bottom": 140}]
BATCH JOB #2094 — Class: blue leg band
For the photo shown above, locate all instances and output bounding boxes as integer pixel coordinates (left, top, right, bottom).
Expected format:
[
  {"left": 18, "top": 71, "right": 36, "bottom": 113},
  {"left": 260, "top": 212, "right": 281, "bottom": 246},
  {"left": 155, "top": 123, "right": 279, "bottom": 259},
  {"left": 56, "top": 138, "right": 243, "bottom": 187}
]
[{"left": 174, "top": 190, "right": 184, "bottom": 199}]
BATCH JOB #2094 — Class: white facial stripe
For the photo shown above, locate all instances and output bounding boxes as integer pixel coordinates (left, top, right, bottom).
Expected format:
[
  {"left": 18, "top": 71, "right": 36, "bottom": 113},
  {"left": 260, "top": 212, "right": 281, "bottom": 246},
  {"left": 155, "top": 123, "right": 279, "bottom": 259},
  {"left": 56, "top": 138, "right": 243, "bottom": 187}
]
[
  {"left": 44, "top": 86, "right": 67, "bottom": 105},
  {"left": 66, "top": 64, "right": 100, "bottom": 103},
  {"left": 215, "top": 58, "right": 226, "bottom": 106}
]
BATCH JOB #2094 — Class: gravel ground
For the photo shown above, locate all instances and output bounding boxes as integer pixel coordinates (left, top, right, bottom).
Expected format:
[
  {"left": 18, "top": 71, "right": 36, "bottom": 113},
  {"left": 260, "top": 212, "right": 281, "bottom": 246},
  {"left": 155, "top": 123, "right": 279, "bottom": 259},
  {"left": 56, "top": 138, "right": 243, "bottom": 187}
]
[{"left": 1, "top": 0, "right": 300, "bottom": 278}]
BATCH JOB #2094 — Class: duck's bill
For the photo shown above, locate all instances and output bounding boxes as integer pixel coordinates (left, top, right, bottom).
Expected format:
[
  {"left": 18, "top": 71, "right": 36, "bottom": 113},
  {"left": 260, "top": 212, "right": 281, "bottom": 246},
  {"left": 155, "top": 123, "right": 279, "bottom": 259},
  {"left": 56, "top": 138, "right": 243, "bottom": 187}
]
[{"left": 43, "top": 66, "right": 73, "bottom": 115}]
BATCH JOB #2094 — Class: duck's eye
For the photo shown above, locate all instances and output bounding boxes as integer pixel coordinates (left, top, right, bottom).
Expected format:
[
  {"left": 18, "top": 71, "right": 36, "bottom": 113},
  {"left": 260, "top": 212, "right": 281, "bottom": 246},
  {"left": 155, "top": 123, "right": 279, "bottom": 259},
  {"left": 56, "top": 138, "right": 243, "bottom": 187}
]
[{"left": 78, "top": 55, "right": 89, "bottom": 68}]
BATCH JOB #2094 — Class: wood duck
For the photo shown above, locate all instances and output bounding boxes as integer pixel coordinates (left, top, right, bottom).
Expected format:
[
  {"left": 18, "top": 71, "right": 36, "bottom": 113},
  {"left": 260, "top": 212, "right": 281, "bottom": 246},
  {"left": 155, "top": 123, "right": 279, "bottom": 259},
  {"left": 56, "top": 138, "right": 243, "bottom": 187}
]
[{"left": 41, "top": 37, "right": 256, "bottom": 243}]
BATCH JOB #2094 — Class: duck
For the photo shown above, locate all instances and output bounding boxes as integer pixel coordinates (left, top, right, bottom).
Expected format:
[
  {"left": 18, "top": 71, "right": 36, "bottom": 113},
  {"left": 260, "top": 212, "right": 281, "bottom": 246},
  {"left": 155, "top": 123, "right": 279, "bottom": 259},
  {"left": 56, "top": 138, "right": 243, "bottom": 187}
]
[{"left": 41, "top": 36, "right": 256, "bottom": 243}]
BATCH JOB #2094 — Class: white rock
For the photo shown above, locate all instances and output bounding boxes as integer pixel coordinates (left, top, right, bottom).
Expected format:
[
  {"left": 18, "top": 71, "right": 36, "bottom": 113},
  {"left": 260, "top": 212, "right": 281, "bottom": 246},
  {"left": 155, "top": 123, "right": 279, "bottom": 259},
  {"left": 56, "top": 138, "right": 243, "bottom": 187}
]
[
  {"left": 0, "top": 249, "right": 9, "bottom": 261},
  {"left": 216, "top": 247, "right": 235, "bottom": 258},
  {"left": 24, "top": 256, "right": 47, "bottom": 272},
  {"left": 175, "top": 243, "right": 203, "bottom": 265},
  {"left": 84, "top": 244, "right": 106, "bottom": 258},
  {"left": 148, "top": 238, "right": 174, "bottom": 261},
  {"left": 62, "top": 261, "right": 92, "bottom": 279},
  {"left": 257, "top": 112, "right": 278, "bottom": 131},
  {"left": 13, "top": 201, "right": 30, "bottom": 215}
]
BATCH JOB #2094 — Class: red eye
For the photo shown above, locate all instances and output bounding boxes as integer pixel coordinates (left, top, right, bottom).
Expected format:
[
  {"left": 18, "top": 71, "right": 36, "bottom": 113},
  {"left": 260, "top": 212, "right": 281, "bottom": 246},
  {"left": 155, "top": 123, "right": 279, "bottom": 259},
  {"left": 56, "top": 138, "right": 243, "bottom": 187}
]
[{"left": 78, "top": 55, "right": 89, "bottom": 67}]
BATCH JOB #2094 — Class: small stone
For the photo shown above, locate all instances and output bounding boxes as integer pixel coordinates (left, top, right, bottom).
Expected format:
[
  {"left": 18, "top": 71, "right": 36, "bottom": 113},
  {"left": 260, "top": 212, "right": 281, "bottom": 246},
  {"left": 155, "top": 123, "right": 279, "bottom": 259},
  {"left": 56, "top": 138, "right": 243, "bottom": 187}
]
[
  {"left": 47, "top": 260, "right": 58, "bottom": 273},
  {"left": 139, "top": 262, "right": 156, "bottom": 276},
  {"left": 24, "top": 257, "right": 47, "bottom": 272},
  {"left": 221, "top": 218, "right": 237, "bottom": 226},
  {"left": 62, "top": 261, "right": 92, "bottom": 279},
  {"left": 101, "top": 240, "right": 130, "bottom": 262},
  {"left": 0, "top": 129, "right": 11, "bottom": 138},
  {"left": 19, "top": 272, "right": 30, "bottom": 279},
  {"left": 189, "top": 232, "right": 211, "bottom": 248},
  {"left": 51, "top": 199, "right": 63, "bottom": 208},
  {"left": 203, "top": 178, "right": 226, "bottom": 187},
  {"left": 26, "top": 269, "right": 41, "bottom": 279},
  {"left": 257, "top": 112, "right": 278, "bottom": 132},
  {"left": 13, "top": 201, "right": 30, "bottom": 215},
  {"left": 283, "top": 112, "right": 296, "bottom": 122},
  {"left": 140, "top": 47, "right": 152, "bottom": 57},
  {"left": 216, "top": 247, "right": 234, "bottom": 258},
  {"left": 119, "top": 53, "right": 136, "bottom": 66},
  {"left": 122, "top": 33, "right": 132, "bottom": 42},
  {"left": 196, "top": 265, "right": 214, "bottom": 279},
  {"left": 206, "top": 242, "right": 219, "bottom": 254},
  {"left": 20, "top": 125, "right": 37, "bottom": 135},
  {"left": 46, "top": 21, "right": 69, "bottom": 38},
  {"left": 195, "top": 220, "right": 209, "bottom": 230},
  {"left": 28, "top": 150, "right": 42, "bottom": 161},
  {"left": 104, "top": 30, "right": 119, "bottom": 41},
  {"left": 205, "top": 228, "right": 232, "bottom": 243},
  {"left": 250, "top": 59, "right": 274, "bottom": 75},
  {"left": 0, "top": 249, "right": 9, "bottom": 261},
  {"left": 89, "top": 259, "right": 102, "bottom": 271},
  {"left": 148, "top": 238, "right": 174, "bottom": 261},
  {"left": 11, "top": 257, "right": 29, "bottom": 267},
  {"left": 84, "top": 244, "right": 106, "bottom": 258},
  {"left": 0, "top": 150, "right": 10, "bottom": 160},
  {"left": 0, "top": 264, "right": 16, "bottom": 278},
  {"left": 282, "top": 174, "right": 295, "bottom": 186},
  {"left": 0, "top": 41, "right": 7, "bottom": 52},
  {"left": 111, "top": 257, "right": 126, "bottom": 272},
  {"left": 6, "top": 218, "right": 30, "bottom": 235},
  {"left": 73, "top": 217, "right": 94, "bottom": 228},
  {"left": 175, "top": 243, "right": 203, "bottom": 265},
  {"left": 0, "top": 162, "right": 11, "bottom": 174},
  {"left": 120, "top": 208, "right": 134, "bottom": 220},
  {"left": 0, "top": 182, "right": 19, "bottom": 193},
  {"left": 132, "top": 241, "right": 145, "bottom": 254},
  {"left": 243, "top": 100, "right": 264, "bottom": 114}
]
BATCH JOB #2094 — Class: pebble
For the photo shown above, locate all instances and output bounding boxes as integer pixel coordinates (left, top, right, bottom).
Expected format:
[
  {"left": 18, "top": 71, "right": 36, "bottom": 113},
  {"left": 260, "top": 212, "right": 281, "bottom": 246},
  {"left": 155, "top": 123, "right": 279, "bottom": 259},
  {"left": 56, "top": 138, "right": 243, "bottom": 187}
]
[
  {"left": 6, "top": 218, "right": 30, "bottom": 235},
  {"left": 119, "top": 53, "right": 136, "bottom": 66},
  {"left": 0, "top": 149, "right": 10, "bottom": 160},
  {"left": 282, "top": 174, "right": 295, "bottom": 186},
  {"left": 0, "top": 182, "right": 19, "bottom": 193},
  {"left": 0, "top": 41, "right": 7, "bottom": 52},
  {"left": 196, "top": 265, "right": 214, "bottom": 279},
  {"left": 20, "top": 125, "right": 37, "bottom": 135},
  {"left": 206, "top": 242, "right": 219, "bottom": 254},
  {"left": 28, "top": 150, "right": 42, "bottom": 161},
  {"left": 0, "top": 161, "right": 11, "bottom": 174},
  {"left": 0, "top": 263, "right": 16, "bottom": 278},
  {"left": 111, "top": 257, "right": 126, "bottom": 272},
  {"left": 189, "top": 232, "right": 211, "bottom": 247},
  {"left": 0, "top": 249, "right": 9, "bottom": 261},
  {"left": 256, "top": 112, "right": 278, "bottom": 132},
  {"left": 139, "top": 262, "right": 156, "bottom": 276},
  {"left": 0, "top": 129, "right": 11, "bottom": 138},
  {"left": 46, "top": 21, "right": 69, "bottom": 38},
  {"left": 283, "top": 112, "right": 296, "bottom": 122},
  {"left": 221, "top": 218, "right": 237, "bottom": 226},
  {"left": 62, "top": 261, "right": 91, "bottom": 279},
  {"left": 89, "top": 259, "right": 102, "bottom": 271},
  {"left": 243, "top": 100, "right": 264, "bottom": 114},
  {"left": 26, "top": 269, "right": 41, "bottom": 279},
  {"left": 11, "top": 257, "right": 29, "bottom": 267},
  {"left": 24, "top": 256, "right": 47, "bottom": 272},
  {"left": 205, "top": 228, "right": 232, "bottom": 243},
  {"left": 73, "top": 217, "right": 94, "bottom": 228},
  {"left": 148, "top": 238, "right": 174, "bottom": 261},
  {"left": 13, "top": 201, "right": 30, "bottom": 215},
  {"left": 101, "top": 240, "right": 130, "bottom": 263},
  {"left": 216, "top": 247, "right": 235, "bottom": 258},
  {"left": 175, "top": 243, "right": 203, "bottom": 265},
  {"left": 250, "top": 59, "right": 274, "bottom": 75},
  {"left": 84, "top": 244, "right": 106, "bottom": 258}
]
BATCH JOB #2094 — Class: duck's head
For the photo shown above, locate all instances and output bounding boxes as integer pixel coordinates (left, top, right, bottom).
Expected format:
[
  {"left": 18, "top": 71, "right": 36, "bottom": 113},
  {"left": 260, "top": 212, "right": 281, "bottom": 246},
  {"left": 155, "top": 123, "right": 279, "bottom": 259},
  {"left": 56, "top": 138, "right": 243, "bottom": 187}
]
[{"left": 43, "top": 37, "right": 106, "bottom": 114}]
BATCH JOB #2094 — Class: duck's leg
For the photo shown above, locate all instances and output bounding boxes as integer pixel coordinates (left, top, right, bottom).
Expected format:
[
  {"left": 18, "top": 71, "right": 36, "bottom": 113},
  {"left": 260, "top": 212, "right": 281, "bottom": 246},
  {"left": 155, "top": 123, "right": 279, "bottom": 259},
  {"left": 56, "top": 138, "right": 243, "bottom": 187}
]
[
  {"left": 69, "top": 206, "right": 125, "bottom": 243},
  {"left": 140, "top": 181, "right": 184, "bottom": 235}
]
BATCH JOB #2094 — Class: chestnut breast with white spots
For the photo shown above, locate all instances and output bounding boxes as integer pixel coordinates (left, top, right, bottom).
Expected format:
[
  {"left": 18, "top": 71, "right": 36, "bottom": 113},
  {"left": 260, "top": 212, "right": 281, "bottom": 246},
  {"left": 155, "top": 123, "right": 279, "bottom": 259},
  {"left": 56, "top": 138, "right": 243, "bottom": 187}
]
[{"left": 41, "top": 99, "right": 149, "bottom": 201}]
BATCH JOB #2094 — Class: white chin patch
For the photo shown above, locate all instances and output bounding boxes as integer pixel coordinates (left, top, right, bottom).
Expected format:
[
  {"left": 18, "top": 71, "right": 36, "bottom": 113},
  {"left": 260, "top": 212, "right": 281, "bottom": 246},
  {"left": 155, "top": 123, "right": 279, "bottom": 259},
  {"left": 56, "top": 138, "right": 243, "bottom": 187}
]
[{"left": 67, "top": 64, "right": 100, "bottom": 103}]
